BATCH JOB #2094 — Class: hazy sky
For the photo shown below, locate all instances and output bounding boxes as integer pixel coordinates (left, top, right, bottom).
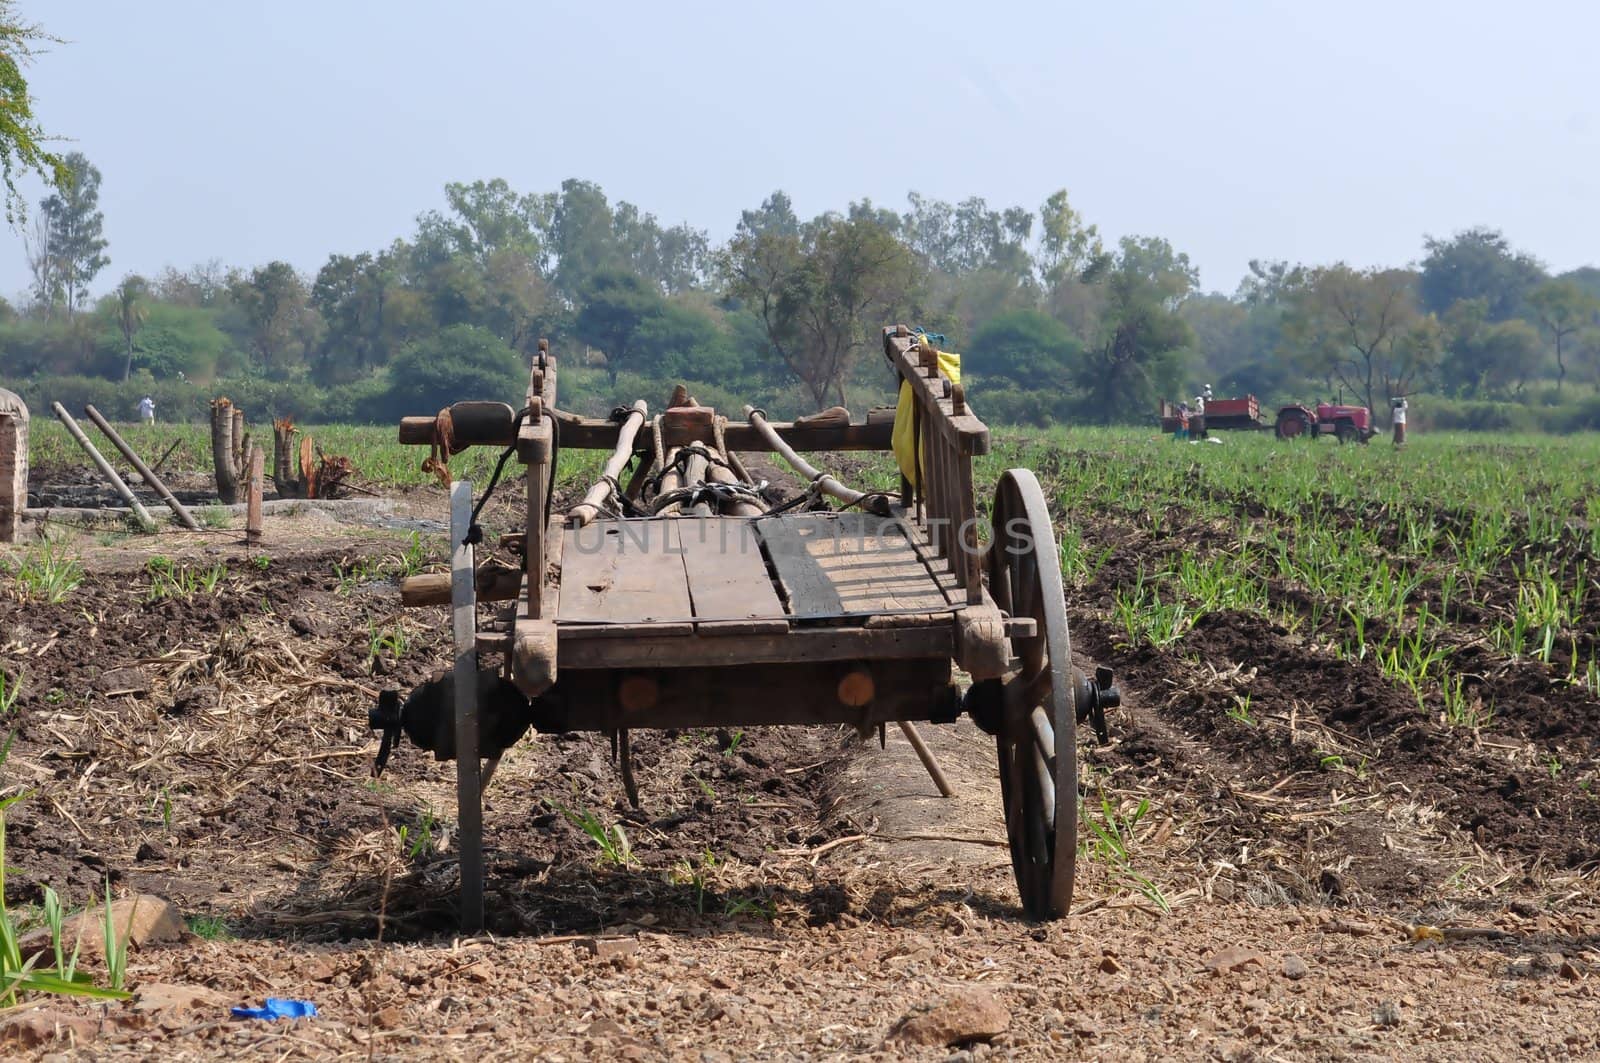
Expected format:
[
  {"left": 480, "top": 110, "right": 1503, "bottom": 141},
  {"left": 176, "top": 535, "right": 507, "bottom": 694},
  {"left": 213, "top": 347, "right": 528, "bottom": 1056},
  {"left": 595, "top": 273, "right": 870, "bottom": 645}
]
[{"left": 6, "top": 0, "right": 1597, "bottom": 302}]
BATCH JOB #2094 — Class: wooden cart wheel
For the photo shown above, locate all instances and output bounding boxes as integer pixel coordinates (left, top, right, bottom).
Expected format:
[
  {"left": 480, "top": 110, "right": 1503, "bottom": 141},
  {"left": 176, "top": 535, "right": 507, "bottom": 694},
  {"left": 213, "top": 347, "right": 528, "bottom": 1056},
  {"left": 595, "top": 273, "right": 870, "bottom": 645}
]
[{"left": 985, "top": 469, "right": 1077, "bottom": 920}]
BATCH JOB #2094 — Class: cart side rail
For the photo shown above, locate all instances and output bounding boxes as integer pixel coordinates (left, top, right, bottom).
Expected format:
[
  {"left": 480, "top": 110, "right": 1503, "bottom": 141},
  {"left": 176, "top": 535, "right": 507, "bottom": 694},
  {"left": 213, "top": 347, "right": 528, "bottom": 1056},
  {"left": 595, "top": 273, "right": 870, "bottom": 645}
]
[{"left": 882, "top": 326, "right": 989, "bottom": 608}]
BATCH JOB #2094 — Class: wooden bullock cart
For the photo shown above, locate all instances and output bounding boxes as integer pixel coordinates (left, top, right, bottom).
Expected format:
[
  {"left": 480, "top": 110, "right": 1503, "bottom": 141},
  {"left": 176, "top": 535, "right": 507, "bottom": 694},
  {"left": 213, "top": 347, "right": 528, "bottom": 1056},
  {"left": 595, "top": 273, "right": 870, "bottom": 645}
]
[{"left": 376, "top": 325, "right": 1119, "bottom": 927}]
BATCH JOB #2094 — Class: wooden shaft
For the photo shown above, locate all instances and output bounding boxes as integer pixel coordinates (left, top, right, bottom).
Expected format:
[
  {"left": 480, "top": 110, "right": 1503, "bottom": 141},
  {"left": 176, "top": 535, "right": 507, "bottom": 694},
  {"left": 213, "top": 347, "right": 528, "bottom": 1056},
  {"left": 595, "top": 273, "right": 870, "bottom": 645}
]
[
  {"left": 656, "top": 445, "right": 684, "bottom": 514},
  {"left": 567, "top": 400, "right": 648, "bottom": 528},
  {"left": 742, "top": 406, "right": 872, "bottom": 508},
  {"left": 81, "top": 405, "right": 201, "bottom": 531},
  {"left": 897, "top": 720, "right": 956, "bottom": 798},
  {"left": 683, "top": 444, "right": 712, "bottom": 517},
  {"left": 706, "top": 460, "right": 763, "bottom": 517},
  {"left": 51, "top": 403, "right": 157, "bottom": 532}
]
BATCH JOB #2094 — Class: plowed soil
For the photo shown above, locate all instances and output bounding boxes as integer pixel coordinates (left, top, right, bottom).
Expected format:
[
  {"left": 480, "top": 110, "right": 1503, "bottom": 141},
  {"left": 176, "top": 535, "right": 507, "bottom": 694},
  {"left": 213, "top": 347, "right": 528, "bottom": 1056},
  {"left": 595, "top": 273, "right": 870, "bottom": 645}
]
[{"left": 2, "top": 458, "right": 1597, "bottom": 1060}]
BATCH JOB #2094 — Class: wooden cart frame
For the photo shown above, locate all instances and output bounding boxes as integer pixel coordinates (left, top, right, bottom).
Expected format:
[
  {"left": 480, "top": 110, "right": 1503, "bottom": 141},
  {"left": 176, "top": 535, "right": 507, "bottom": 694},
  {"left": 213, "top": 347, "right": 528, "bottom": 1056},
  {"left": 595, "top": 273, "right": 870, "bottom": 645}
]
[{"left": 385, "top": 325, "right": 1119, "bottom": 927}]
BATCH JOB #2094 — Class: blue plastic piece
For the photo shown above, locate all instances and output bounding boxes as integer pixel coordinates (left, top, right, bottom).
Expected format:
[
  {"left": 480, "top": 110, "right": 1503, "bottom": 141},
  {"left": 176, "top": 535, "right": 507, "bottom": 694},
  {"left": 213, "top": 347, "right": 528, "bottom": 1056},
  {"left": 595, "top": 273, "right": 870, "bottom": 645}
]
[{"left": 231, "top": 998, "right": 319, "bottom": 1021}]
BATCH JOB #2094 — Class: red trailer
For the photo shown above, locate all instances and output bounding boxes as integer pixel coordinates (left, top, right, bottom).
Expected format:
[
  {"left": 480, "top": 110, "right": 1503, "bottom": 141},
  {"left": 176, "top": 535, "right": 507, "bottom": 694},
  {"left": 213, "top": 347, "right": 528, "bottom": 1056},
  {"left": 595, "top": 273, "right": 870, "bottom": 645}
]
[{"left": 1159, "top": 395, "right": 1267, "bottom": 433}]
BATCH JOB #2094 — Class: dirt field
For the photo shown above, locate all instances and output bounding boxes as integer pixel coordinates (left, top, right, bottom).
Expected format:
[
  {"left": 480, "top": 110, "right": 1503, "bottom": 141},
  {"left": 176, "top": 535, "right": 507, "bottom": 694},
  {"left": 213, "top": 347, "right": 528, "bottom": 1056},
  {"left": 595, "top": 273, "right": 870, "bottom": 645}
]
[{"left": 2, "top": 443, "right": 1598, "bottom": 1060}]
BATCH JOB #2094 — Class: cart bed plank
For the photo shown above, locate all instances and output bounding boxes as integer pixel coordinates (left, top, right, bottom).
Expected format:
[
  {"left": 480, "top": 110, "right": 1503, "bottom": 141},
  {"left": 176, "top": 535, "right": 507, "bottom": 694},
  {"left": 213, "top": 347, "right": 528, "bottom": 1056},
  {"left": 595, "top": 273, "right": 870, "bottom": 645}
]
[
  {"left": 559, "top": 521, "right": 695, "bottom": 625},
  {"left": 758, "top": 513, "right": 953, "bottom": 618},
  {"left": 677, "top": 519, "right": 789, "bottom": 630}
]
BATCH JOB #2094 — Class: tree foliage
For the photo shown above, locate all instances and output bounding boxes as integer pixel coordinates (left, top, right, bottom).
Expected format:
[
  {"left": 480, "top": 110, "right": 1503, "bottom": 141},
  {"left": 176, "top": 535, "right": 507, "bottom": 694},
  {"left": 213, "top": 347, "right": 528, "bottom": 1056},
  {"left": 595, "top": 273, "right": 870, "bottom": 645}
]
[
  {"left": 112, "top": 274, "right": 148, "bottom": 381},
  {"left": 967, "top": 310, "right": 1082, "bottom": 391},
  {"left": 384, "top": 324, "right": 524, "bottom": 421},
  {"left": 1527, "top": 280, "right": 1599, "bottom": 392},
  {"left": 722, "top": 207, "right": 920, "bottom": 407},
  {"left": 575, "top": 269, "right": 665, "bottom": 388},
  {"left": 1286, "top": 265, "right": 1428, "bottom": 412},
  {"left": 1074, "top": 237, "right": 1195, "bottom": 421},
  {"left": 0, "top": 3, "right": 67, "bottom": 222},
  {"left": 40, "top": 153, "right": 110, "bottom": 316},
  {"left": 1419, "top": 227, "right": 1546, "bottom": 321},
  {"left": 7, "top": 167, "right": 1600, "bottom": 430}
]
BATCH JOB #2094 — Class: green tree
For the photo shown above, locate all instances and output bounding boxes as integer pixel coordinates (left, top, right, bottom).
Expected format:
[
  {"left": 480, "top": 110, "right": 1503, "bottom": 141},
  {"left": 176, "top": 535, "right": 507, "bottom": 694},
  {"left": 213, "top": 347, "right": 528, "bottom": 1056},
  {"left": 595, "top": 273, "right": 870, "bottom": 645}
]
[
  {"left": 1527, "top": 280, "right": 1599, "bottom": 393},
  {"left": 112, "top": 274, "right": 148, "bottom": 381},
  {"left": 227, "top": 261, "right": 316, "bottom": 374},
  {"left": 966, "top": 309, "right": 1083, "bottom": 391},
  {"left": 612, "top": 201, "right": 709, "bottom": 295},
  {"left": 0, "top": 3, "right": 67, "bottom": 222},
  {"left": 21, "top": 210, "right": 58, "bottom": 313},
  {"left": 634, "top": 300, "right": 738, "bottom": 381},
  {"left": 1441, "top": 300, "right": 1543, "bottom": 397},
  {"left": 41, "top": 152, "right": 110, "bottom": 316},
  {"left": 1036, "top": 189, "right": 1105, "bottom": 288},
  {"left": 551, "top": 179, "right": 621, "bottom": 296},
  {"left": 385, "top": 325, "right": 525, "bottom": 420},
  {"left": 117, "top": 302, "right": 235, "bottom": 382},
  {"left": 903, "top": 193, "right": 1033, "bottom": 279},
  {"left": 414, "top": 178, "right": 553, "bottom": 269},
  {"left": 1074, "top": 237, "right": 1195, "bottom": 422},
  {"left": 1418, "top": 227, "right": 1545, "bottom": 321},
  {"left": 1285, "top": 265, "right": 1422, "bottom": 413},
  {"left": 722, "top": 208, "right": 920, "bottom": 409},
  {"left": 575, "top": 269, "right": 665, "bottom": 388}
]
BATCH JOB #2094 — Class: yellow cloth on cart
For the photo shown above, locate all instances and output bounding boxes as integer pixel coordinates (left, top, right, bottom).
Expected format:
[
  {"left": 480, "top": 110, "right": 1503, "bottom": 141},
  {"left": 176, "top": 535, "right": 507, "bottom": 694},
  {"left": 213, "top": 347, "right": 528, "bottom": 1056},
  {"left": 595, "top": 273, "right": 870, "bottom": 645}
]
[{"left": 892, "top": 346, "right": 962, "bottom": 489}]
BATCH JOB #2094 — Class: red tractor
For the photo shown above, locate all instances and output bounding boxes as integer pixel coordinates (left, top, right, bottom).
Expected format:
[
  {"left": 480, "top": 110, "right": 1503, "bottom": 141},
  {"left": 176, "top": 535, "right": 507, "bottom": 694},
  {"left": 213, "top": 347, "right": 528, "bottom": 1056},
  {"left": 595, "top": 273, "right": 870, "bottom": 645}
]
[{"left": 1274, "top": 401, "right": 1377, "bottom": 444}]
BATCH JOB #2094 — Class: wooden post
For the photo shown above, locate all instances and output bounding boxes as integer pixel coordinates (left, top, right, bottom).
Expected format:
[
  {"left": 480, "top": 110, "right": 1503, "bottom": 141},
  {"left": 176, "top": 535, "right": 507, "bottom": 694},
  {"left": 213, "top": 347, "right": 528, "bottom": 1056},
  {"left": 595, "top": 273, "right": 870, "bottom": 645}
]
[
  {"left": 246, "top": 447, "right": 264, "bottom": 545},
  {"left": 451, "top": 480, "right": 485, "bottom": 933},
  {"left": 82, "top": 405, "right": 201, "bottom": 531},
  {"left": 51, "top": 403, "right": 157, "bottom": 532}
]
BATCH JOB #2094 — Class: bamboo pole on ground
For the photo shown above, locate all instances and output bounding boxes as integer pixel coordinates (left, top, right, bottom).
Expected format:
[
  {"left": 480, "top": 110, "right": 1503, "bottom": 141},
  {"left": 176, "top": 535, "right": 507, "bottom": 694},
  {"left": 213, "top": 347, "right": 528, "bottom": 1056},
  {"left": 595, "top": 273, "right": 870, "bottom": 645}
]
[
  {"left": 51, "top": 403, "right": 157, "bottom": 532},
  {"left": 81, "top": 405, "right": 201, "bottom": 531}
]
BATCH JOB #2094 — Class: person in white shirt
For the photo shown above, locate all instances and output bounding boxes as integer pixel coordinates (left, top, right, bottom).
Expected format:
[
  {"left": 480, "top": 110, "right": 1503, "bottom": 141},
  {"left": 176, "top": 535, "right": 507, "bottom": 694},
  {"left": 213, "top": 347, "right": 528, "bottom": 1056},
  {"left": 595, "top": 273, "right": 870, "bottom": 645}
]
[{"left": 138, "top": 396, "right": 155, "bottom": 424}]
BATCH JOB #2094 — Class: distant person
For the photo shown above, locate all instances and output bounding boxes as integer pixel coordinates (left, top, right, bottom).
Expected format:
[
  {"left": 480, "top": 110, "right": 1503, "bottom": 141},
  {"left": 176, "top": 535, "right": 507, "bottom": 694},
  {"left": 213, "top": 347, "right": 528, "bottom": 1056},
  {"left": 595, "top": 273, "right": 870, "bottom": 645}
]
[
  {"left": 1392, "top": 396, "right": 1407, "bottom": 447},
  {"left": 1191, "top": 392, "right": 1207, "bottom": 439},
  {"left": 1174, "top": 401, "right": 1190, "bottom": 442},
  {"left": 138, "top": 395, "right": 155, "bottom": 424}
]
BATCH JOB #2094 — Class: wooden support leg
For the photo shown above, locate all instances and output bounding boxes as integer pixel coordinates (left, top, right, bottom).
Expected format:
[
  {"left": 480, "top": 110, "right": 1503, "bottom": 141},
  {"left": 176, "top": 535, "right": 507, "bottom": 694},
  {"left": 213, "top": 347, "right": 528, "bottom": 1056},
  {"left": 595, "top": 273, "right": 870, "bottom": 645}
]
[
  {"left": 451, "top": 480, "right": 485, "bottom": 933},
  {"left": 619, "top": 728, "right": 640, "bottom": 809},
  {"left": 898, "top": 721, "right": 956, "bottom": 798}
]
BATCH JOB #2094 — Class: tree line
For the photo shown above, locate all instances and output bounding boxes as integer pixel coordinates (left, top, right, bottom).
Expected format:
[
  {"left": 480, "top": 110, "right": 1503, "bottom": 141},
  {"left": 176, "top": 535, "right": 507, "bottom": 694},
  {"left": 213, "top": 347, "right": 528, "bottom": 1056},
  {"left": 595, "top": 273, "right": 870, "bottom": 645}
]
[{"left": 4, "top": 153, "right": 1600, "bottom": 430}]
